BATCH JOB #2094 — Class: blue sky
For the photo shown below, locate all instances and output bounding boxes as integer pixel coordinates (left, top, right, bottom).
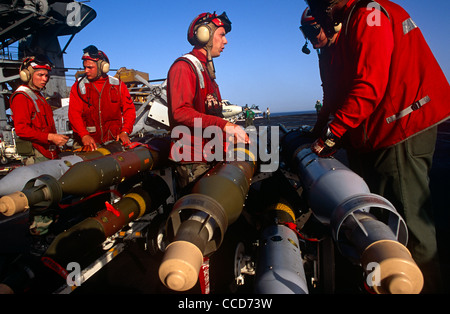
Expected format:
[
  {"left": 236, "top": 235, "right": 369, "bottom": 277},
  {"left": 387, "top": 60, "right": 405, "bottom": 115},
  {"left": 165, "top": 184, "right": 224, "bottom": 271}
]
[{"left": 61, "top": 0, "right": 450, "bottom": 113}]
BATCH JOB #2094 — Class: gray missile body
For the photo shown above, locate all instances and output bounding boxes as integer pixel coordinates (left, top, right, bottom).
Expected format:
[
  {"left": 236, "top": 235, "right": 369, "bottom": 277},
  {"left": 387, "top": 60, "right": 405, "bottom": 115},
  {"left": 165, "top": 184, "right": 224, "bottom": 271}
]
[
  {"left": 281, "top": 128, "right": 424, "bottom": 294},
  {"left": 0, "top": 155, "right": 83, "bottom": 196},
  {"left": 0, "top": 141, "right": 124, "bottom": 196},
  {"left": 0, "top": 138, "right": 170, "bottom": 217},
  {"left": 255, "top": 224, "right": 309, "bottom": 294},
  {"left": 254, "top": 203, "right": 309, "bottom": 294}
]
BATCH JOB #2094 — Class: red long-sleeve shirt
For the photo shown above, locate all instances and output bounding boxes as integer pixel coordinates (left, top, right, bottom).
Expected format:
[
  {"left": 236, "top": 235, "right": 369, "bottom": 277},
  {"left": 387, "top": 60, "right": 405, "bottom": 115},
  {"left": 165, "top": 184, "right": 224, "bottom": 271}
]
[
  {"left": 167, "top": 49, "right": 228, "bottom": 162},
  {"left": 325, "top": 0, "right": 449, "bottom": 151},
  {"left": 69, "top": 75, "right": 135, "bottom": 144},
  {"left": 10, "top": 85, "right": 58, "bottom": 159}
]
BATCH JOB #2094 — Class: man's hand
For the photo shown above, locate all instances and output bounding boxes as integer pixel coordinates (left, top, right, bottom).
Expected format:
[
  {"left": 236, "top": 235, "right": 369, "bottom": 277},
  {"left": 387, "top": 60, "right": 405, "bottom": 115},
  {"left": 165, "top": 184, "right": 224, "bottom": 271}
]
[
  {"left": 116, "top": 131, "right": 131, "bottom": 145},
  {"left": 311, "top": 127, "right": 339, "bottom": 157},
  {"left": 81, "top": 134, "right": 97, "bottom": 151},
  {"left": 48, "top": 133, "right": 69, "bottom": 147},
  {"left": 224, "top": 122, "right": 250, "bottom": 144}
]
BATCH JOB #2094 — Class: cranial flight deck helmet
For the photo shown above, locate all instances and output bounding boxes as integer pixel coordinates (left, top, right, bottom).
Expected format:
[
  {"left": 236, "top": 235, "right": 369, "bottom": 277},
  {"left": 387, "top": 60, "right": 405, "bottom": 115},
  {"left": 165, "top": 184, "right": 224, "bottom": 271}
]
[
  {"left": 305, "top": 0, "right": 343, "bottom": 38},
  {"left": 82, "top": 45, "right": 110, "bottom": 78},
  {"left": 301, "top": 8, "right": 322, "bottom": 40},
  {"left": 187, "top": 12, "right": 231, "bottom": 79},
  {"left": 300, "top": 7, "right": 322, "bottom": 54},
  {"left": 187, "top": 12, "right": 232, "bottom": 47},
  {"left": 19, "top": 55, "right": 53, "bottom": 90}
]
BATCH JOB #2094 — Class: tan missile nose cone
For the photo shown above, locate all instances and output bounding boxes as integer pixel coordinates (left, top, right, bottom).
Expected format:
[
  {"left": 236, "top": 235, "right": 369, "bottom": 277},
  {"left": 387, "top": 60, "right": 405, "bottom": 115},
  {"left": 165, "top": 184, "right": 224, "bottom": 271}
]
[
  {"left": 387, "top": 274, "right": 413, "bottom": 294},
  {"left": 362, "top": 240, "right": 424, "bottom": 294},
  {"left": 0, "top": 191, "right": 29, "bottom": 216},
  {"left": 159, "top": 241, "right": 203, "bottom": 291},
  {"left": 165, "top": 271, "right": 186, "bottom": 291}
]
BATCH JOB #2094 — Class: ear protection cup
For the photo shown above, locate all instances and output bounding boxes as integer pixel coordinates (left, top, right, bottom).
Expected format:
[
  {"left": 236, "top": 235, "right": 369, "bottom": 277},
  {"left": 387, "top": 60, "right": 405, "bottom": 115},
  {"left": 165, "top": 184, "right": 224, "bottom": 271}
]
[
  {"left": 334, "top": 22, "right": 342, "bottom": 33},
  {"left": 19, "top": 57, "right": 33, "bottom": 83},
  {"left": 20, "top": 68, "right": 31, "bottom": 82},
  {"left": 18, "top": 55, "right": 52, "bottom": 84},
  {"left": 98, "top": 60, "right": 110, "bottom": 75},
  {"left": 195, "top": 24, "right": 211, "bottom": 44},
  {"left": 188, "top": 12, "right": 230, "bottom": 46}
]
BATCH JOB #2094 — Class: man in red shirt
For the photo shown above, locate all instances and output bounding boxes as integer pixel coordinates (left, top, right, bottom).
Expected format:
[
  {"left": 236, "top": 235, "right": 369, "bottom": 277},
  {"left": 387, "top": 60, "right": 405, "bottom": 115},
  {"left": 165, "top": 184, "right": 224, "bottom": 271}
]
[
  {"left": 299, "top": 7, "right": 339, "bottom": 139},
  {"left": 167, "top": 12, "right": 249, "bottom": 188},
  {"left": 10, "top": 55, "right": 69, "bottom": 164},
  {"left": 306, "top": 0, "right": 450, "bottom": 292},
  {"left": 68, "top": 45, "right": 135, "bottom": 151}
]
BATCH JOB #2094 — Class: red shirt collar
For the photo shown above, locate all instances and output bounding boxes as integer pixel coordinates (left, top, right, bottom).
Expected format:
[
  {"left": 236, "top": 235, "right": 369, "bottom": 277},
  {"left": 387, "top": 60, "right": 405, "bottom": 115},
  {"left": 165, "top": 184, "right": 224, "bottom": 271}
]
[{"left": 88, "top": 75, "right": 108, "bottom": 85}]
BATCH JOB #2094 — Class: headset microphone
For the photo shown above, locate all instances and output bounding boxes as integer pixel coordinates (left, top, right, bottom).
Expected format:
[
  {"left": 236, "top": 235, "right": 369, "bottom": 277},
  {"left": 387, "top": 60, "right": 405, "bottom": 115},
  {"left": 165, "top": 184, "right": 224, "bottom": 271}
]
[
  {"left": 76, "top": 72, "right": 93, "bottom": 108},
  {"left": 302, "top": 40, "right": 311, "bottom": 55}
]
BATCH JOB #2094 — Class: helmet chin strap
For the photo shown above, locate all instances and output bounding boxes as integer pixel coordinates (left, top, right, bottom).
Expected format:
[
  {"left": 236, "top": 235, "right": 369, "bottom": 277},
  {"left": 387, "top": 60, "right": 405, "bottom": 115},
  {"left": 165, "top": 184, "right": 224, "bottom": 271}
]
[
  {"left": 205, "top": 47, "right": 216, "bottom": 80},
  {"left": 94, "top": 60, "right": 105, "bottom": 80},
  {"left": 204, "top": 24, "right": 218, "bottom": 80}
]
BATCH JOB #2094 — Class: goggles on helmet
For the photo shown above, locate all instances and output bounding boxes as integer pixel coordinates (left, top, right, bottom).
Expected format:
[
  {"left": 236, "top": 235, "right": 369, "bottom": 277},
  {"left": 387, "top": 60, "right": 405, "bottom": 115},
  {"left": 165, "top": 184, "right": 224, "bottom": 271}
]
[
  {"left": 211, "top": 12, "right": 232, "bottom": 33},
  {"left": 188, "top": 11, "right": 232, "bottom": 45},
  {"left": 82, "top": 45, "right": 109, "bottom": 62},
  {"left": 300, "top": 23, "right": 322, "bottom": 41},
  {"left": 306, "top": 0, "right": 342, "bottom": 37},
  {"left": 197, "top": 11, "right": 231, "bottom": 32},
  {"left": 23, "top": 55, "right": 53, "bottom": 71}
]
